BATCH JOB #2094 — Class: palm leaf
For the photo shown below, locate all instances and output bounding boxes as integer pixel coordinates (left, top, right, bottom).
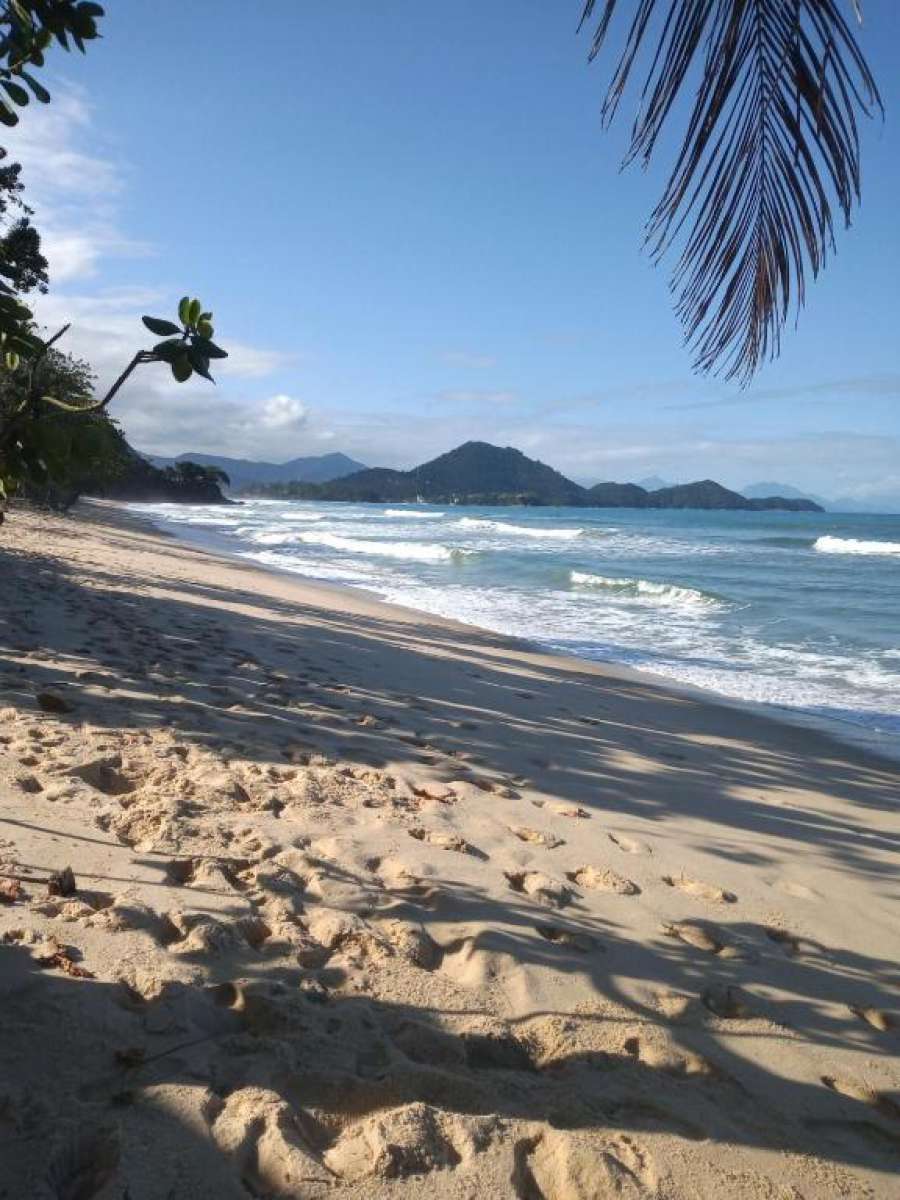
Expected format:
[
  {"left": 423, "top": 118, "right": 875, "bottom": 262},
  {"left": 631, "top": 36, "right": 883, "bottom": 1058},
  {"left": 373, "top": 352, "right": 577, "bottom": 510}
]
[{"left": 580, "top": 0, "right": 881, "bottom": 383}]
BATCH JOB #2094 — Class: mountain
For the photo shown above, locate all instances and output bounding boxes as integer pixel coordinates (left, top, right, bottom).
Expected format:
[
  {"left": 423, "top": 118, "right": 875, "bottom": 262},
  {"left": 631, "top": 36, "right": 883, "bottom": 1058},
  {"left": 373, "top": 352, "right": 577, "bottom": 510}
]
[
  {"left": 249, "top": 441, "right": 823, "bottom": 511},
  {"left": 142, "top": 451, "right": 366, "bottom": 489},
  {"left": 585, "top": 482, "right": 651, "bottom": 507},
  {"left": 254, "top": 442, "right": 585, "bottom": 505},
  {"left": 743, "top": 480, "right": 827, "bottom": 508},
  {"left": 649, "top": 480, "right": 821, "bottom": 511},
  {"left": 824, "top": 493, "right": 900, "bottom": 515},
  {"left": 653, "top": 480, "right": 758, "bottom": 509},
  {"left": 635, "top": 475, "right": 673, "bottom": 491},
  {"left": 415, "top": 442, "right": 586, "bottom": 505}
]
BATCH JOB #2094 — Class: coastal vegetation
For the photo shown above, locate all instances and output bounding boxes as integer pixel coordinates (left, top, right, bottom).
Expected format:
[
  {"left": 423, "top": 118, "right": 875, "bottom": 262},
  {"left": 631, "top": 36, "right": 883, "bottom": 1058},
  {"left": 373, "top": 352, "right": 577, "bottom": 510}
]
[
  {"left": 0, "top": 298, "right": 228, "bottom": 518},
  {"left": 0, "top": 4, "right": 228, "bottom": 519}
]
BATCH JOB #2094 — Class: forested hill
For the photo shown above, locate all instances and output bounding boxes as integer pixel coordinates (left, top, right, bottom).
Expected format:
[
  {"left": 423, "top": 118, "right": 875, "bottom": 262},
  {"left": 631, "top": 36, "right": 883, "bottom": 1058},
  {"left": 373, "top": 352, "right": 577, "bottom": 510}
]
[
  {"left": 143, "top": 451, "right": 366, "bottom": 489},
  {"left": 246, "top": 441, "right": 824, "bottom": 511}
]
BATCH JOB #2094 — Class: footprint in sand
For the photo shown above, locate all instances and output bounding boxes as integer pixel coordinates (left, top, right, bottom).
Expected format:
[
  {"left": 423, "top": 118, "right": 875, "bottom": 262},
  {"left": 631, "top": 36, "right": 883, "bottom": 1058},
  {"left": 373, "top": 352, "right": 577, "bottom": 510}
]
[
  {"left": 509, "top": 826, "right": 564, "bottom": 849},
  {"left": 514, "top": 1129, "right": 656, "bottom": 1200},
  {"left": 568, "top": 865, "right": 639, "bottom": 896},
  {"left": 408, "top": 827, "right": 474, "bottom": 855},
  {"left": 409, "top": 782, "right": 457, "bottom": 804},
  {"left": 661, "top": 873, "right": 736, "bottom": 904},
  {"left": 608, "top": 832, "right": 649, "bottom": 855},
  {"left": 535, "top": 801, "right": 590, "bottom": 819},
  {"left": 534, "top": 924, "right": 599, "bottom": 954},
  {"left": 370, "top": 858, "right": 439, "bottom": 906},
  {"left": 661, "top": 920, "right": 732, "bottom": 956},
  {"left": 849, "top": 1006, "right": 895, "bottom": 1033},
  {"left": 821, "top": 1076, "right": 900, "bottom": 1123},
  {"left": 701, "top": 984, "right": 756, "bottom": 1020},
  {"left": 505, "top": 870, "right": 572, "bottom": 909},
  {"left": 622, "top": 1034, "right": 713, "bottom": 1077}
]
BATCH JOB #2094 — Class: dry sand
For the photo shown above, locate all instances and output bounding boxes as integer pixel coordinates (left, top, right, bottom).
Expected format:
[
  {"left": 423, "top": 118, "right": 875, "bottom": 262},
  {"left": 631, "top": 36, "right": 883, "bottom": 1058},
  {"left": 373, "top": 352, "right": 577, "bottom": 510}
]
[{"left": 0, "top": 500, "right": 898, "bottom": 1199}]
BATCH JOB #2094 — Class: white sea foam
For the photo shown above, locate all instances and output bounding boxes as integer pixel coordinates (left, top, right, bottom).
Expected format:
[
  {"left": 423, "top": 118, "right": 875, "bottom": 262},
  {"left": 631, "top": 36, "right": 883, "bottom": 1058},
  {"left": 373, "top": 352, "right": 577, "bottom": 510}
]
[
  {"left": 571, "top": 571, "right": 721, "bottom": 610},
  {"left": 298, "top": 530, "right": 466, "bottom": 562},
  {"left": 240, "top": 549, "right": 375, "bottom": 583},
  {"left": 455, "top": 517, "right": 583, "bottom": 539},
  {"left": 241, "top": 529, "right": 309, "bottom": 546},
  {"left": 814, "top": 535, "right": 900, "bottom": 557},
  {"left": 384, "top": 509, "right": 446, "bottom": 519}
]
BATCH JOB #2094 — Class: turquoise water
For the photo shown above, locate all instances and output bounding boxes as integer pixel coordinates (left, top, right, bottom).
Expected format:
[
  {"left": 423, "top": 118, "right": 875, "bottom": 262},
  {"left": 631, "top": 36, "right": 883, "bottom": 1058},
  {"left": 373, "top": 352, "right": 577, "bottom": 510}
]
[{"left": 133, "top": 499, "right": 900, "bottom": 756}]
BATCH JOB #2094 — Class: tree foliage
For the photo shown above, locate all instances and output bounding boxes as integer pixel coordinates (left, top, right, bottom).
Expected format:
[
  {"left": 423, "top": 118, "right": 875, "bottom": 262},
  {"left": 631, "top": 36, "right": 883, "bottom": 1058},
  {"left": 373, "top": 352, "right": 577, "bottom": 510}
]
[
  {"left": 1, "top": 1, "right": 103, "bottom": 127},
  {"left": 0, "top": 4, "right": 233, "bottom": 519},
  {"left": 0, "top": 298, "right": 228, "bottom": 514},
  {"left": 0, "top": 344, "right": 124, "bottom": 509},
  {"left": 1, "top": 2, "right": 104, "bottom": 353},
  {"left": 580, "top": 0, "right": 881, "bottom": 383},
  {"left": 0, "top": 146, "right": 47, "bottom": 295}
]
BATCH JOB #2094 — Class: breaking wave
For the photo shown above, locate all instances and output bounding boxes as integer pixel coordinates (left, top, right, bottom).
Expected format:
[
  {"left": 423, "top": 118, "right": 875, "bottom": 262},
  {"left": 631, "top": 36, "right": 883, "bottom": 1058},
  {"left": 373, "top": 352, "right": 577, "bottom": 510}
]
[
  {"left": 456, "top": 517, "right": 583, "bottom": 539},
  {"left": 814, "top": 535, "right": 900, "bottom": 557},
  {"left": 570, "top": 571, "right": 722, "bottom": 611},
  {"left": 383, "top": 509, "right": 446, "bottom": 519},
  {"left": 297, "top": 530, "right": 468, "bottom": 562}
]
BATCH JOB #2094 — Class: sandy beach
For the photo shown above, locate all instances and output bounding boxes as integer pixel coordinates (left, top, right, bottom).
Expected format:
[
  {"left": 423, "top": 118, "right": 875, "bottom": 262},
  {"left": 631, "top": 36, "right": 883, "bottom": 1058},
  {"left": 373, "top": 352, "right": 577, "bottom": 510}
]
[{"left": 1, "top": 499, "right": 898, "bottom": 1199}]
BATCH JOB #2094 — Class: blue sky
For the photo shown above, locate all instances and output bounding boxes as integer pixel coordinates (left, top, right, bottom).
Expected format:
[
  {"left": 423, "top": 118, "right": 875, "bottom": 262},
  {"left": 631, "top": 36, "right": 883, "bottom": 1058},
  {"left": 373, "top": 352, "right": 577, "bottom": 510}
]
[{"left": 6, "top": 1, "right": 900, "bottom": 506}]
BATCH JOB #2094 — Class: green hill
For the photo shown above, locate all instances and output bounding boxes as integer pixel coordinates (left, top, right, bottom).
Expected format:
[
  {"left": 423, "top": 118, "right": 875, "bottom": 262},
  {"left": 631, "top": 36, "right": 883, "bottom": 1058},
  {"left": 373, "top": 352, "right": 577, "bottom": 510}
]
[{"left": 248, "top": 442, "right": 823, "bottom": 511}]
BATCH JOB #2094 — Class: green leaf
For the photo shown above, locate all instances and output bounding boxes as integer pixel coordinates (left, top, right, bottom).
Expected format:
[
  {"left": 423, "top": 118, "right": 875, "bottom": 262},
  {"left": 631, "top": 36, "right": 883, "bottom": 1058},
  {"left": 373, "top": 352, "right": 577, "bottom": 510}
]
[
  {"left": 197, "top": 319, "right": 213, "bottom": 339},
  {"left": 177, "top": 296, "right": 191, "bottom": 325},
  {"left": 19, "top": 71, "right": 51, "bottom": 103},
  {"left": 142, "top": 315, "right": 181, "bottom": 337},
  {"left": 191, "top": 336, "right": 228, "bottom": 359},
  {"left": 0, "top": 102, "right": 19, "bottom": 127},
  {"left": 153, "top": 338, "right": 182, "bottom": 363},
  {"left": 1, "top": 80, "right": 30, "bottom": 106},
  {"left": 187, "top": 297, "right": 202, "bottom": 326},
  {"left": 171, "top": 354, "right": 192, "bottom": 383},
  {"left": 187, "top": 346, "right": 214, "bottom": 382}
]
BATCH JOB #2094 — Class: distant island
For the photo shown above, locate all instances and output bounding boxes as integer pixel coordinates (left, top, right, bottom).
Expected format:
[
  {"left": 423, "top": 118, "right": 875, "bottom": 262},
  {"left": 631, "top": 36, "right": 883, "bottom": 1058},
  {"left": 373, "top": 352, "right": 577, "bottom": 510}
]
[{"left": 246, "top": 441, "right": 824, "bottom": 512}]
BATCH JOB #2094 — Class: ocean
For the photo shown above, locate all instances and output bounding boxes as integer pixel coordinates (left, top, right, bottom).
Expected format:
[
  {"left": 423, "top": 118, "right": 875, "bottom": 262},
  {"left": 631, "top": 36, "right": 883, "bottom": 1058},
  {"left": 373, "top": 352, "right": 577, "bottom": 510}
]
[{"left": 130, "top": 498, "right": 900, "bottom": 758}]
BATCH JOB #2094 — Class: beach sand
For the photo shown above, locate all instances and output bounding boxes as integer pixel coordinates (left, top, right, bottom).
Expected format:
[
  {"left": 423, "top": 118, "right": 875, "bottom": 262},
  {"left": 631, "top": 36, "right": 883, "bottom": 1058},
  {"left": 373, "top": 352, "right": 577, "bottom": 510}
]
[{"left": 1, "top": 500, "right": 898, "bottom": 1199}]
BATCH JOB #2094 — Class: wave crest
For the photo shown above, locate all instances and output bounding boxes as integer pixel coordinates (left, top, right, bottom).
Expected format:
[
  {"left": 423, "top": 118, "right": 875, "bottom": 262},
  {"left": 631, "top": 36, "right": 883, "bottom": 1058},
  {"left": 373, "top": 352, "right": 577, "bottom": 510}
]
[
  {"left": 298, "top": 530, "right": 467, "bottom": 562},
  {"left": 383, "top": 509, "right": 446, "bottom": 519},
  {"left": 456, "top": 517, "right": 583, "bottom": 539},
  {"left": 814, "top": 535, "right": 900, "bottom": 557},
  {"left": 571, "top": 571, "right": 722, "bottom": 610}
]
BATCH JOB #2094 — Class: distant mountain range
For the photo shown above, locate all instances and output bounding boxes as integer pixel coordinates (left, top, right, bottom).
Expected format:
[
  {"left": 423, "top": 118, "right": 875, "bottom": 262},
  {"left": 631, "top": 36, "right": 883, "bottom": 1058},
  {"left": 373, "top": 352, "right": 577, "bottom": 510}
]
[
  {"left": 247, "top": 441, "right": 823, "bottom": 512},
  {"left": 742, "top": 480, "right": 827, "bottom": 506},
  {"left": 142, "top": 451, "right": 366, "bottom": 489}
]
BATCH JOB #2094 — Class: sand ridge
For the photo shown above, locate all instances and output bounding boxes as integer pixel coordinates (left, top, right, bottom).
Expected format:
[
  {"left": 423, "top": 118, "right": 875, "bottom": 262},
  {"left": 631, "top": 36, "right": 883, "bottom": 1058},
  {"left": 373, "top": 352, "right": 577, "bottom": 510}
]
[{"left": 0, "top": 502, "right": 898, "bottom": 1199}]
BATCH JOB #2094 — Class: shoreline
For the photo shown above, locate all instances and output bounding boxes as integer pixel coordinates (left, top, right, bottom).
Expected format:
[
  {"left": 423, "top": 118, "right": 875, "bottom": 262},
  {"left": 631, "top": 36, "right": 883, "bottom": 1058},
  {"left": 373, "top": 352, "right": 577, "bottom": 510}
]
[
  {"left": 132, "top": 497, "right": 900, "bottom": 768},
  {"left": 2, "top": 499, "right": 899, "bottom": 1198}
]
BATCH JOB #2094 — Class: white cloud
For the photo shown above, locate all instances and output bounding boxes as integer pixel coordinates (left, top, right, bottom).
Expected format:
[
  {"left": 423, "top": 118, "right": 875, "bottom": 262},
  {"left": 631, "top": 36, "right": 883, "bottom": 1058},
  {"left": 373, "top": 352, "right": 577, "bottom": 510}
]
[
  {"left": 3, "top": 85, "right": 151, "bottom": 282},
  {"left": 258, "top": 394, "right": 307, "bottom": 430}
]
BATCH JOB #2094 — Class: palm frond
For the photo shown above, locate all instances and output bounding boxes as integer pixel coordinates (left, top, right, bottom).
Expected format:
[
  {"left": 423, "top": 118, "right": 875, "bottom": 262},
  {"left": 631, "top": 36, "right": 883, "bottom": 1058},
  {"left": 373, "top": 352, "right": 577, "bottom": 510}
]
[{"left": 580, "top": 0, "right": 881, "bottom": 383}]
